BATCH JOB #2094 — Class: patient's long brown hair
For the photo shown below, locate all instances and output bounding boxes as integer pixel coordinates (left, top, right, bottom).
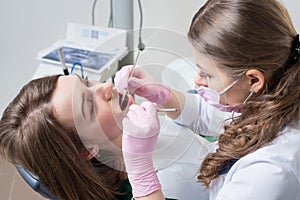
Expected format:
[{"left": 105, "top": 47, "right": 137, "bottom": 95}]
[
  {"left": 0, "top": 75, "right": 125, "bottom": 199},
  {"left": 188, "top": 0, "right": 300, "bottom": 187}
]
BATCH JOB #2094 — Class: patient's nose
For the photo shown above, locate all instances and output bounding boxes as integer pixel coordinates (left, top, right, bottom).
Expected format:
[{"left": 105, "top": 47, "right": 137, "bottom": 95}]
[{"left": 95, "top": 82, "right": 113, "bottom": 100}]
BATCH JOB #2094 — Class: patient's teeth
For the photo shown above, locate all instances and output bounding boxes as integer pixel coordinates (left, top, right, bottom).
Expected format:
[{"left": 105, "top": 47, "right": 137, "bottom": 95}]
[{"left": 119, "top": 93, "right": 128, "bottom": 111}]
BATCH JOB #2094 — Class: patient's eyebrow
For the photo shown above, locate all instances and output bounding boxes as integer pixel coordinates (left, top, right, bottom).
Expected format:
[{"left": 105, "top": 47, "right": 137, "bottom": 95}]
[
  {"left": 75, "top": 74, "right": 86, "bottom": 85},
  {"left": 75, "top": 74, "right": 86, "bottom": 119},
  {"left": 81, "top": 93, "right": 86, "bottom": 119}
]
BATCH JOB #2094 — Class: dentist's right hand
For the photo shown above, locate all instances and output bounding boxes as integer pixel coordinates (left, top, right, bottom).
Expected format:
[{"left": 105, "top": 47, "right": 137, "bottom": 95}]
[
  {"left": 122, "top": 101, "right": 162, "bottom": 198},
  {"left": 114, "top": 65, "right": 172, "bottom": 106}
]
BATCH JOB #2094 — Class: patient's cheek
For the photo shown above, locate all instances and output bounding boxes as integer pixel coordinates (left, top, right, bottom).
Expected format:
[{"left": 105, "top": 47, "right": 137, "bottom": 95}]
[{"left": 99, "top": 113, "right": 122, "bottom": 142}]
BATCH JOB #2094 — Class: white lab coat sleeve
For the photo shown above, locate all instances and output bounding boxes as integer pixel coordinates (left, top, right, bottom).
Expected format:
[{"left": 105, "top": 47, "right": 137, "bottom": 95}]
[
  {"left": 215, "top": 160, "right": 300, "bottom": 200},
  {"left": 173, "top": 93, "right": 232, "bottom": 136},
  {"left": 173, "top": 93, "right": 200, "bottom": 128}
]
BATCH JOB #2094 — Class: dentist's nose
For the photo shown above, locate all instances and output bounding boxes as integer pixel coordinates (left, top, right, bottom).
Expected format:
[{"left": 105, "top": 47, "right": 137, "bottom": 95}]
[
  {"left": 194, "top": 73, "right": 208, "bottom": 87},
  {"left": 95, "top": 82, "right": 114, "bottom": 100}
]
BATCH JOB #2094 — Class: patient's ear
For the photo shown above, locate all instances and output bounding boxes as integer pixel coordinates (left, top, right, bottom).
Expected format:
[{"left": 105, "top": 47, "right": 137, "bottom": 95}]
[{"left": 86, "top": 145, "right": 99, "bottom": 160}]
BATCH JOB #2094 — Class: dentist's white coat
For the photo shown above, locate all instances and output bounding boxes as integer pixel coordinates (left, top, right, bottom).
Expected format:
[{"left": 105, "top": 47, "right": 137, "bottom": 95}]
[
  {"left": 153, "top": 92, "right": 231, "bottom": 200},
  {"left": 172, "top": 94, "right": 300, "bottom": 200},
  {"left": 211, "top": 125, "right": 300, "bottom": 200},
  {"left": 154, "top": 115, "right": 209, "bottom": 200}
]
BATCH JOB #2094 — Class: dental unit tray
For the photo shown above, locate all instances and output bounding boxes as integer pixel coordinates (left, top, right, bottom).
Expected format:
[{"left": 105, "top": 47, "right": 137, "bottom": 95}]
[
  {"left": 38, "top": 44, "right": 119, "bottom": 74},
  {"left": 35, "top": 22, "right": 128, "bottom": 80}
]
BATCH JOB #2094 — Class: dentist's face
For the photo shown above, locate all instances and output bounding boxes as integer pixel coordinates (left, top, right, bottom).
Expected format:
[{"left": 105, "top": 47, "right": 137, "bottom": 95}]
[
  {"left": 51, "top": 75, "right": 133, "bottom": 151},
  {"left": 192, "top": 48, "right": 249, "bottom": 105}
]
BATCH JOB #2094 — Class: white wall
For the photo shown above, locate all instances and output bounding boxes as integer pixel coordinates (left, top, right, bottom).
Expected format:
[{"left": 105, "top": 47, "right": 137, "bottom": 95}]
[
  {"left": 0, "top": 0, "right": 299, "bottom": 114},
  {"left": 0, "top": 0, "right": 110, "bottom": 114},
  {"left": 281, "top": 0, "right": 300, "bottom": 32}
]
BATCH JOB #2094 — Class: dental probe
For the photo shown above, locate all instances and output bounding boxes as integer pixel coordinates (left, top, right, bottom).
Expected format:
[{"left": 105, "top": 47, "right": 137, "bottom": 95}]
[
  {"left": 156, "top": 108, "right": 177, "bottom": 112},
  {"left": 187, "top": 89, "right": 198, "bottom": 94},
  {"left": 120, "top": 51, "right": 141, "bottom": 108}
]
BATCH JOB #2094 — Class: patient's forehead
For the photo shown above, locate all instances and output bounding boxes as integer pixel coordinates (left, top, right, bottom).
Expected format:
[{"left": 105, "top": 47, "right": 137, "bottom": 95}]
[{"left": 51, "top": 75, "right": 77, "bottom": 126}]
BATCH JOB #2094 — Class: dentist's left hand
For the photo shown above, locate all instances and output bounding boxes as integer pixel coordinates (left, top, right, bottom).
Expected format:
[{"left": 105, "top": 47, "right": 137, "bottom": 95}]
[{"left": 122, "top": 101, "right": 162, "bottom": 198}]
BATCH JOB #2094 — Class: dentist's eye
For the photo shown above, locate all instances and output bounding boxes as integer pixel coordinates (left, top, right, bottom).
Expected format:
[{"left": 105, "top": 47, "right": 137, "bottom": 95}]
[{"left": 198, "top": 71, "right": 210, "bottom": 79}]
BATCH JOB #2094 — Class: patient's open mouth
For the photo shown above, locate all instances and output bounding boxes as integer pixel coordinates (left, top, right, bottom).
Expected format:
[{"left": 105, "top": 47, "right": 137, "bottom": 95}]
[{"left": 119, "top": 93, "right": 129, "bottom": 111}]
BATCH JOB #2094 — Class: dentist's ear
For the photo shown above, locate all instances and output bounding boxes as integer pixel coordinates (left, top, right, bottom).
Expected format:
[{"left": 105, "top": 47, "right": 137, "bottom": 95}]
[
  {"left": 245, "top": 69, "right": 265, "bottom": 93},
  {"left": 86, "top": 145, "right": 100, "bottom": 160}
]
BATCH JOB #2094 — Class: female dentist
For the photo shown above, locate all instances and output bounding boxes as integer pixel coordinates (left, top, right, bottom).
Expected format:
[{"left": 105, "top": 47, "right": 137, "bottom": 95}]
[{"left": 115, "top": 0, "right": 300, "bottom": 199}]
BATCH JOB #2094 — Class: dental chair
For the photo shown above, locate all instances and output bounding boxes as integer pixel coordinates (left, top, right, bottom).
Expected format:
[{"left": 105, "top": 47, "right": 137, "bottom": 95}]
[{"left": 15, "top": 164, "right": 58, "bottom": 200}]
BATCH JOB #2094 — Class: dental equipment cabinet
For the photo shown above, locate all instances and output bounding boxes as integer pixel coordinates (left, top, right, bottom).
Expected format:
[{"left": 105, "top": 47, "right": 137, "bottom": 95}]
[{"left": 33, "top": 22, "right": 128, "bottom": 81}]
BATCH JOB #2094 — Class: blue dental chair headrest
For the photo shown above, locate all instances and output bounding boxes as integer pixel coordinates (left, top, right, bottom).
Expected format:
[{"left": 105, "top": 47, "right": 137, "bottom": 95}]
[{"left": 15, "top": 164, "right": 58, "bottom": 200}]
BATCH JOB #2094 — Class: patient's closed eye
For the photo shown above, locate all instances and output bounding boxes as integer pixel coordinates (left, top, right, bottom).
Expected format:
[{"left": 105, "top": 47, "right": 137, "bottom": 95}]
[
  {"left": 87, "top": 97, "right": 94, "bottom": 116},
  {"left": 81, "top": 92, "right": 95, "bottom": 120},
  {"left": 85, "top": 80, "right": 91, "bottom": 87}
]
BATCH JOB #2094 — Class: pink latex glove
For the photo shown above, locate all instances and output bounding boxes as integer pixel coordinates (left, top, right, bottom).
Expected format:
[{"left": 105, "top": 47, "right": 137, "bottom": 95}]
[
  {"left": 114, "top": 65, "right": 172, "bottom": 105},
  {"left": 122, "top": 101, "right": 162, "bottom": 198}
]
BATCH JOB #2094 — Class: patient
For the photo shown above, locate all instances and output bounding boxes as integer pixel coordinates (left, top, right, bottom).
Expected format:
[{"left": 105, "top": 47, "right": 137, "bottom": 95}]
[
  {"left": 0, "top": 74, "right": 209, "bottom": 200},
  {"left": 0, "top": 74, "right": 128, "bottom": 200}
]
